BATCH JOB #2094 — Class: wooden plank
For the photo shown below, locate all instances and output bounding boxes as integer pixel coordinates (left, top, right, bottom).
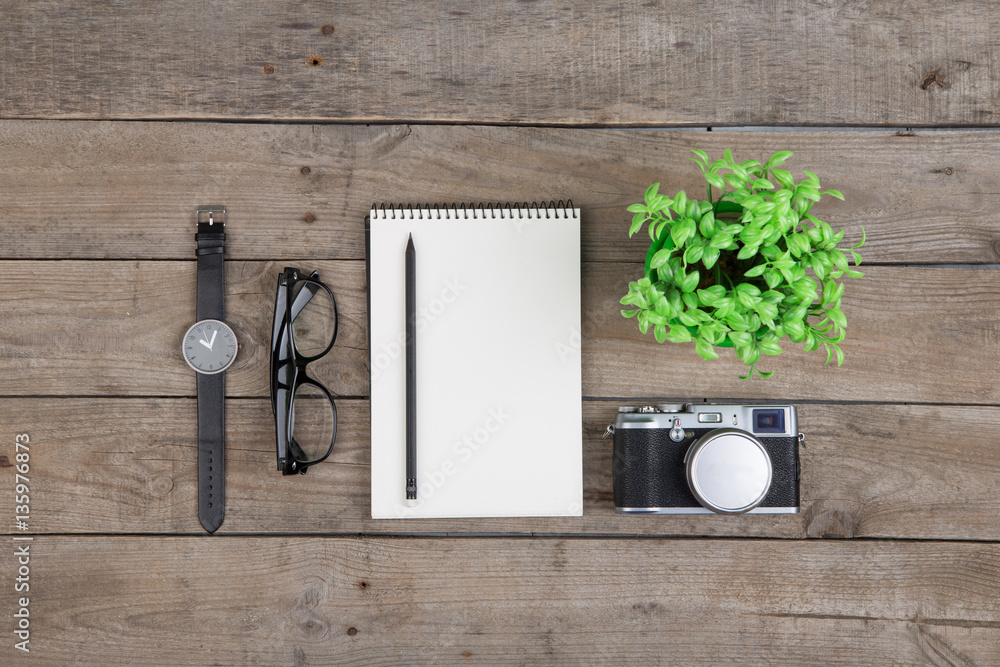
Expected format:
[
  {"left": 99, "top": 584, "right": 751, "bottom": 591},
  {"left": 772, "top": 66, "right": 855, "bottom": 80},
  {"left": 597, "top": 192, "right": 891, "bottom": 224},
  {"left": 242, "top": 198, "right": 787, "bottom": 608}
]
[
  {"left": 3, "top": 399, "right": 998, "bottom": 540},
  {"left": 3, "top": 121, "right": 1000, "bottom": 264},
  {"left": 2, "top": 536, "right": 998, "bottom": 664},
  {"left": 585, "top": 263, "right": 1000, "bottom": 403},
  {"left": 1, "top": 3, "right": 998, "bottom": 126},
  {"left": 0, "top": 260, "right": 370, "bottom": 399},
  {"left": 1, "top": 261, "right": 997, "bottom": 404}
]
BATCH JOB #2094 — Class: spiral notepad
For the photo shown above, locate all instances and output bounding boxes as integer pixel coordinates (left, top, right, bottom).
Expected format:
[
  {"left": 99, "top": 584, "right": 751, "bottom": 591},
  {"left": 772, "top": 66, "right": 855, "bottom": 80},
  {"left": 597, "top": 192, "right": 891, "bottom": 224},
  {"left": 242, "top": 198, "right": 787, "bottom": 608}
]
[{"left": 366, "top": 202, "right": 583, "bottom": 519}]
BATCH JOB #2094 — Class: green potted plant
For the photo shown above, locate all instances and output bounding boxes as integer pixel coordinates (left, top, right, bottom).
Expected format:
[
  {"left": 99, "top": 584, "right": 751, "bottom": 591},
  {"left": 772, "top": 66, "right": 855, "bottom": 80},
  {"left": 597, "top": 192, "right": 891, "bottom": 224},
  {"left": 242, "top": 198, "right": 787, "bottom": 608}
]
[{"left": 620, "top": 149, "right": 865, "bottom": 379}]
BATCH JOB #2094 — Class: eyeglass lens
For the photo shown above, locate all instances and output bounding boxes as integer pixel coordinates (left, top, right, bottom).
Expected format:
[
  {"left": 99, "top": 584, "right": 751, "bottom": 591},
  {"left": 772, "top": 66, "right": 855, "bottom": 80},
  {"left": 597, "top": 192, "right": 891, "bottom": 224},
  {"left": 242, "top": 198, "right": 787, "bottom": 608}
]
[
  {"left": 289, "top": 382, "right": 336, "bottom": 463},
  {"left": 290, "top": 280, "right": 337, "bottom": 358}
]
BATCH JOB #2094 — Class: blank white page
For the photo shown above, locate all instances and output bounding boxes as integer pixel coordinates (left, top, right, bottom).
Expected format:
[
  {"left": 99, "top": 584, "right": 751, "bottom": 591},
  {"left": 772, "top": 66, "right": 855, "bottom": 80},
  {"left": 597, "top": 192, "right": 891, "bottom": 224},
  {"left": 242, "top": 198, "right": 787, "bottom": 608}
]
[{"left": 368, "top": 205, "right": 582, "bottom": 519}]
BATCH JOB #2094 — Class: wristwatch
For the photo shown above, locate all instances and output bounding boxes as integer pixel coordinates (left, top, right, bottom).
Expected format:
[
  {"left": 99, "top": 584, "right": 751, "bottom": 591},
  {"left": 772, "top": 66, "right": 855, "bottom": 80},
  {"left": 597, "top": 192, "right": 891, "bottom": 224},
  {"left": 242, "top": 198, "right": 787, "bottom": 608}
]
[{"left": 181, "top": 206, "right": 238, "bottom": 533}]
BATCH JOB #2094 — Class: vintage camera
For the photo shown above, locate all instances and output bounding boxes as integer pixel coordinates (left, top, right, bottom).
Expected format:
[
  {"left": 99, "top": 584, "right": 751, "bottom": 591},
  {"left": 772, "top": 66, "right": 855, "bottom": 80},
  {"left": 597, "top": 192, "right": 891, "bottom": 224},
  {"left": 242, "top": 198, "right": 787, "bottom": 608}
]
[{"left": 610, "top": 403, "right": 800, "bottom": 514}]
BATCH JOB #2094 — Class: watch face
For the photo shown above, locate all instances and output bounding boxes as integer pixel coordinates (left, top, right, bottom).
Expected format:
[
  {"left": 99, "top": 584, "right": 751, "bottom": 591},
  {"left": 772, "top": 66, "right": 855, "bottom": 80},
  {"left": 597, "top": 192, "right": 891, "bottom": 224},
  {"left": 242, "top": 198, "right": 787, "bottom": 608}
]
[{"left": 182, "top": 320, "right": 238, "bottom": 374}]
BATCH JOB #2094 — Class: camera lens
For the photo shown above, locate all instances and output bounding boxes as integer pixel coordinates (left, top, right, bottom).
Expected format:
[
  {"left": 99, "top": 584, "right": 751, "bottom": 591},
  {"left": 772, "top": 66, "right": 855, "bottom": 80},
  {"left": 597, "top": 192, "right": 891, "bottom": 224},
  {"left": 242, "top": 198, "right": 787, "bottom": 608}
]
[
  {"left": 685, "top": 429, "right": 773, "bottom": 514},
  {"left": 752, "top": 408, "right": 785, "bottom": 433}
]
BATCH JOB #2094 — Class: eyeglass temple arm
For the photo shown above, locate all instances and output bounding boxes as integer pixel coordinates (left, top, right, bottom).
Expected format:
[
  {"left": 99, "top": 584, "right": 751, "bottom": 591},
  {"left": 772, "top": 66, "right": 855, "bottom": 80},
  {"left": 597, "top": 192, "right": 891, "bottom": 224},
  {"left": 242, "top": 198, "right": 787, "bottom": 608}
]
[{"left": 289, "top": 271, "right": 322, "bottom": 321}]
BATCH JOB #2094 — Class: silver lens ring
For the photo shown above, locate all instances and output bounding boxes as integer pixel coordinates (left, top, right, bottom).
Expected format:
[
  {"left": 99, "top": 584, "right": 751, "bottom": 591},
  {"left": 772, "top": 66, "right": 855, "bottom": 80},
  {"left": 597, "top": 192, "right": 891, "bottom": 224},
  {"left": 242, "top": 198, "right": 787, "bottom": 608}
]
[{"left": 685, "top": 428, "right": 773, "bottom": 514}]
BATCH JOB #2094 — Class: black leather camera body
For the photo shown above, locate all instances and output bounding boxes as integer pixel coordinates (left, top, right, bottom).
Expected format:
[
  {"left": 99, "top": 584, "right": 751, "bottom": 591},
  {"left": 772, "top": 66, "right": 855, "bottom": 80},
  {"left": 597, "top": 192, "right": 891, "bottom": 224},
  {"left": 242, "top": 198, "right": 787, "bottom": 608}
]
[{"left": 610, "top": 403, "right": 800, "bottom": 514}]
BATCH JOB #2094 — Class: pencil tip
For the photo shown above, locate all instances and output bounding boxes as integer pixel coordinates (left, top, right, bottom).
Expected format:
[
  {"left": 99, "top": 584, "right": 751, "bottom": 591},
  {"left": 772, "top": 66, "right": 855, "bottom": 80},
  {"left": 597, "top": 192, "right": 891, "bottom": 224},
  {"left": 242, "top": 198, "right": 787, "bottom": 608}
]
[{"left": 406, "top": 233, "right": 414, "bottom": 249}]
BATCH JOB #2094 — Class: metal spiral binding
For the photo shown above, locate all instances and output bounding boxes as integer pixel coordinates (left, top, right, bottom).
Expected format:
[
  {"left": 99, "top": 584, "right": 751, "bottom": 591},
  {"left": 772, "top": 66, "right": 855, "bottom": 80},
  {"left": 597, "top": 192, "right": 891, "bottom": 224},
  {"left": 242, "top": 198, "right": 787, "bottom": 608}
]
[{"left": 370, "top": 200, "right": 577, "bottom": 221}]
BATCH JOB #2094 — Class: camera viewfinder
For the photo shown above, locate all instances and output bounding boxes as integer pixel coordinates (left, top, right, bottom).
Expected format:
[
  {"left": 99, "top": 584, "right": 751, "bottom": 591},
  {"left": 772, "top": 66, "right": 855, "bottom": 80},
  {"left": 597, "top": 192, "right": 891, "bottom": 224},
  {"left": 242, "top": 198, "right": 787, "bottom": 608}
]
[{"left": 752, "top": 408, "right": 785, "bottom": 433}]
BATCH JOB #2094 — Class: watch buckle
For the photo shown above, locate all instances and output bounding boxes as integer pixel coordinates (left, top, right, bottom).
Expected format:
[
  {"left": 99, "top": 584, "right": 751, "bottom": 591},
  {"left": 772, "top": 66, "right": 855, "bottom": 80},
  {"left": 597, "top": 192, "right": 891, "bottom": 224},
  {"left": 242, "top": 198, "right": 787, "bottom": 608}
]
[{"left": 196, "top": 205, "right": 227, "bottom": 226}]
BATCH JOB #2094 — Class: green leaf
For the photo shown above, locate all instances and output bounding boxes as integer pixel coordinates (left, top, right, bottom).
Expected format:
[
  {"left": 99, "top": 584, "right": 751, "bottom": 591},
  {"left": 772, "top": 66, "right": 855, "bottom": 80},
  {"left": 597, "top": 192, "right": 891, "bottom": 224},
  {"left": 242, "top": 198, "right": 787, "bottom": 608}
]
[
  {"left": 654, "top": 323, "right": 667, "bottom": 343},
  {"left": 736, "top": 244, "right": 759, "bottom": 260},
  {"left": 764, "top": 269, "right": 782, "bottom": 289},
  {"left": 827, "top": 308, "right": 848, "bottom": 329},
  {"left": 736, "top": 343, "right": 761, "bottom": 366},
  {"left": 755, "top": 301, "right": 778, "bottom": 321},
  {"left": 724, "top": 174, "right": 744, "bottom": 190},
  {"left": 627, "top": 203, "right": 647, "bottom": 213},
  {"left": 681, "top": 270, "right": 701, "bottom": 293},
  {"left": 638, "top": 311, "right": 649, "bottom": 334},
  {"left": 705, "top": 172, "right": 726, "bottom": 190},
  {"left": 798, "top": 187, "right": 821, "bottom": 203},
  {"left": 771, "top": 168, "right": 794, "bottom": 189},
  {"left": 677, "top": 309, "right": 698, "bottom": 326},
  {"left": 655, "top": 219, "right": 670, "bottom": 241},
  {"left": 691, "top": 149, "right": 709, "bottom": 164},
  {"left": 684, "top": 243, "right": 704, "bottom": 264},
  {"left": 735, "top": 283, "right": 761, "bottom": 297},
  {"left": 845, "top": 268, "right": 865, "bottom": 279},
  {"left": 783, "top": 318, "right": 805, "bottom": 339},
  {"left": 756, "top": 369, "right": 774, "bottom": 379},
  {"left": 835, "top": 344, "right": 845, "bottom": 366},
  {"left": 767, "top": 150, "right": 793, "bottom": 168},
  {"left": 699, "top": 210, "right": 716, "bottom": 237},
  {"left": 697, "top": 285, "right": 726, "bottom": 306},
  {"left": 671, "top": 219, "right": 693, "bottom": 249},
  {"left": 850, "top": 250, "right": 863, "bottom": 266},
  {"left": 701, "top": 246, "right": 720, "bottom": 269},
  {"left": 646, "top": 311, "right": 666, "bottom": 326},
  {"left": 821, "top": 189, "right": 845, "bottom": 200},
  {"left": 850, "top": 227, "right": 867, "bottom": 249},
  {"left": 667, "top": 288, "right": 684, "bottom": 313},
  {"left": 682, "top": 291, "right": 700, "bottom": 309},
  {"left": 644, "top": 183, "right": 660, "bottom": 207},
  {"left": 650, "top": 248, "right": 673, "bottom": 269},
  {"left": 664, "top": 326, "right": 694, "bottom": 343},
  {"left": 743, "top": 263, "right": 767, "bottom": 277},
  {"left": 812, "top": 256, "right": 826, "bottom": 282},
  {"left": 772, "top": 252, "right": 795, "bottom": 270},
  {"left": 759, "top": 338, "right": 782, "bottom": 355},
  {"left": 727, "top": 331, "right": 752, "bottom": 347},
  {"left": 695, "top": 338, "right": 719, "bottom": 360},
  {"left": 672, "top": 190, "right": 688, "bottom": 216},
  {"left": 629, "top": 212, "right": 646, "bottom": 237},
  {"left": 709, "top": 233, "right": 733, "bottom": 250},
  {"left": 761, "top": 290, "right": 784, "bottom": 304},
  {"left": 740, "top": 227, "right": 765, "bottom": 245}
]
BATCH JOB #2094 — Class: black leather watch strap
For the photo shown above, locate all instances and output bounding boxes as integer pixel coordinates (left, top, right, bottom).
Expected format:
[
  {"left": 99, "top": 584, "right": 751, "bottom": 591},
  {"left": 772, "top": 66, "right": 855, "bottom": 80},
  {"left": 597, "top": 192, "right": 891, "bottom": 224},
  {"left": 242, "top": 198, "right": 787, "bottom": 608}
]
[
  {"left": 196, "top": 216, "right": 226, "bottom": 533},
  {"left": 197, "top": 372, "right": 225, "bottom": 532},
  {"left": 196, "top": 222, "right": 225, "bottom": 321}
]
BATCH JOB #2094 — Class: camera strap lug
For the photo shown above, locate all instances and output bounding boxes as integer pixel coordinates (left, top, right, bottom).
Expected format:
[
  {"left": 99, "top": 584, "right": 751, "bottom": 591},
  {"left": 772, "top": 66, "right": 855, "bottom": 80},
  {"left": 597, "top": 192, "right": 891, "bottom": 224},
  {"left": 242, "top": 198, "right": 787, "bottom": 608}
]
[{"left": 603, "top": 425, "right": 615, "bottom": 439}]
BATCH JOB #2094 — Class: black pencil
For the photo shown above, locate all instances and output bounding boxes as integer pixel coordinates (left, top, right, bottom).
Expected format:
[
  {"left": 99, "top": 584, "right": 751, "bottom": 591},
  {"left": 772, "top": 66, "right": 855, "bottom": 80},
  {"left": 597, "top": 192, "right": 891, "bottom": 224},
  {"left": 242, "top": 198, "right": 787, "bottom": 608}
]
[{"left": 405, "top": 233, "right": 417, "bottom": 504}]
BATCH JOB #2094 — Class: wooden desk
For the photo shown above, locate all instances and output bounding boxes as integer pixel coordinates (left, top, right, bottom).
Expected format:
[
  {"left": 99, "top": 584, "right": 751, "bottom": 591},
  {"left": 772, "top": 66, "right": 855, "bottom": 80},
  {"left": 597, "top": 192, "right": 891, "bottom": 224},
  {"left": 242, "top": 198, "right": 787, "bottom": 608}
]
[{"left": 1, "top": 3, "right": 999, "bottom": 663}]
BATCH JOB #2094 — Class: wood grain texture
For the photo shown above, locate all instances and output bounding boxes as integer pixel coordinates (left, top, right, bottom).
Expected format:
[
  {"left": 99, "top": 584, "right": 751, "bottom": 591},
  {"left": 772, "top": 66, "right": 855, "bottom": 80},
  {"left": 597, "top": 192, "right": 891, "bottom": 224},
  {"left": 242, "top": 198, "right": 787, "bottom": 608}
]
[
  {"left": 1, "top": 2, "right": 998, "bottom": 125},
  {"left": 3, "top": 399, "right": 998, "bottom": 540},
  {"left": 0, "top": 260, "right": 370, "bottom": 399},
  {"left": 3, "top": 121, "right": 1000, "bottom": 263},
  {"left": 586, "top": 263, "right": 1000, "bottom": 403},
  {"left": 2, "top": 260, "right": 998, "bottom": 404},
  {"left": 3, "top": 536, "right": 999, "bottom": 665}
]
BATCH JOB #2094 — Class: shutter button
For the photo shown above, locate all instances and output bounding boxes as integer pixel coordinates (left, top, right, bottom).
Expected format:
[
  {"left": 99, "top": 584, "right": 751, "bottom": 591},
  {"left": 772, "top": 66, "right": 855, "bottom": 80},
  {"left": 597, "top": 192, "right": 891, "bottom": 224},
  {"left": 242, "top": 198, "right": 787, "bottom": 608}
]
[{"left": 669, "top": 418, "right": 686, "bottom": 442}]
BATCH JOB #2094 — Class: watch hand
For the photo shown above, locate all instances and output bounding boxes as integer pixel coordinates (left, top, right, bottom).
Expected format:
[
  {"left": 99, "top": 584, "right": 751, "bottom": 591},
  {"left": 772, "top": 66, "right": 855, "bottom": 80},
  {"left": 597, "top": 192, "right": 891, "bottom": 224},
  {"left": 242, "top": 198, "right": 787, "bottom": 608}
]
[{"left": 199, "top": 329, "right": 218, "bottom": 351}]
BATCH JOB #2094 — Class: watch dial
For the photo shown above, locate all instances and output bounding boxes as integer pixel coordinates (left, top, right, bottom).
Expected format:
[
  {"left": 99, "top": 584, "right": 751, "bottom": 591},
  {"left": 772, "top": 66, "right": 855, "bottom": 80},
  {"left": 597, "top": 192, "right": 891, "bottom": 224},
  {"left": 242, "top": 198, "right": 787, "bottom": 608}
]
[{"left": 183, "top": 320, "right": 238, "bottom": 374}]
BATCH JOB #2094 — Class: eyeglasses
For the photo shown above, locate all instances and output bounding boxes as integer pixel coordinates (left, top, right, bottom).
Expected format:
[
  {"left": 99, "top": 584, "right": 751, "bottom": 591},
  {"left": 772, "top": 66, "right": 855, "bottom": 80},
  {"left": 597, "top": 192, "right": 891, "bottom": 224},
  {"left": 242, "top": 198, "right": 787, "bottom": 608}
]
[{"left": 270, "top": 267, "right": 339, "bottom": 475}]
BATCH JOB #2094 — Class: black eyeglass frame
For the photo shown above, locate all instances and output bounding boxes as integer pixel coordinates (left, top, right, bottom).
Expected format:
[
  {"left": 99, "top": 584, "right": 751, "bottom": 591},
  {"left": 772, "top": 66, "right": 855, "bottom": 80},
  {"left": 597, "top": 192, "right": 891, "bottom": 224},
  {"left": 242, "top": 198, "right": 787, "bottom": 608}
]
[{"left": 270, "top": 267, "right": 339, "bottom": 475}]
